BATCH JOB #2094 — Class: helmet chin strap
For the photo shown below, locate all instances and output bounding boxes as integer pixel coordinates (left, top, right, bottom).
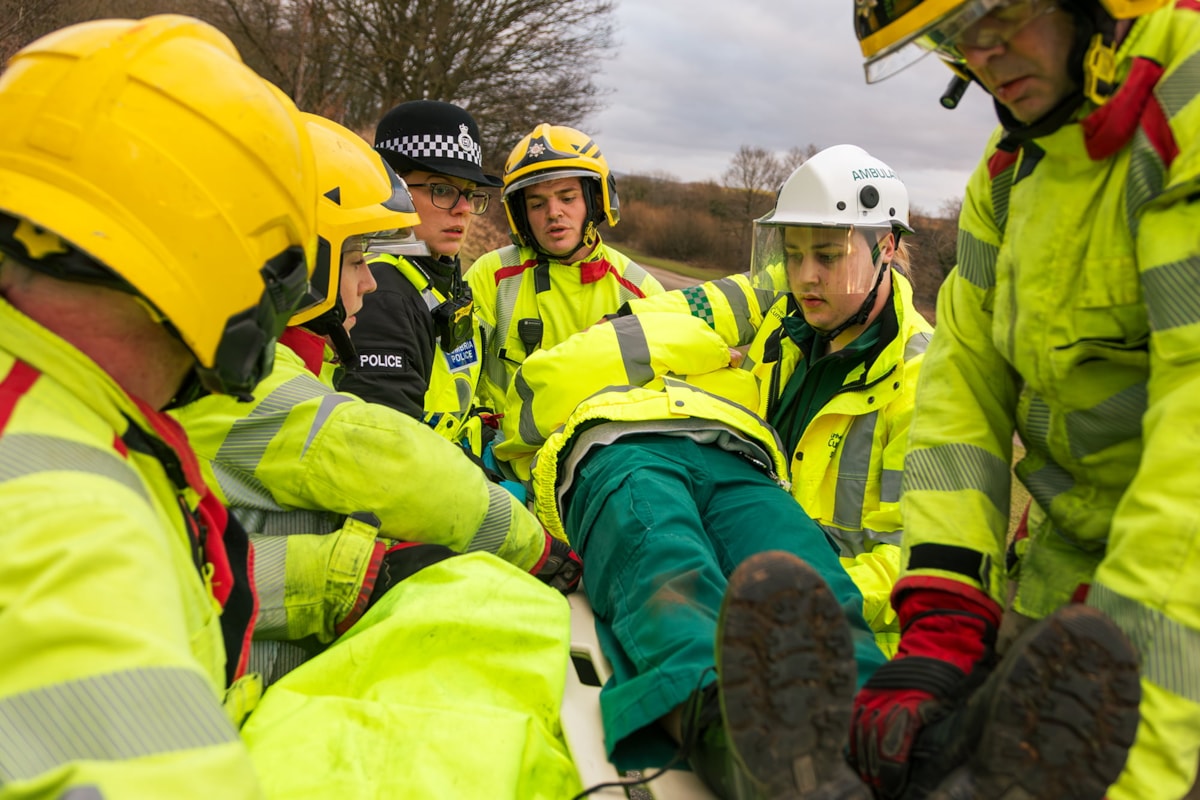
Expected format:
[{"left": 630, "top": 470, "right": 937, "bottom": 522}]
[
  {"left": 813, "top": 237, "right": 890, "bottom": 343},
  {"left": 532, "top": 219, "right": 599, "bottom": 261}
]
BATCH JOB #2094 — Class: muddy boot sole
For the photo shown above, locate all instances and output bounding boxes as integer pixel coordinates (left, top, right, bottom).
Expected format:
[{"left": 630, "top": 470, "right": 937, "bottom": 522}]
[
  {"left": 930, "top": 604, "right": 1142, "bottom": 800},
  {"left": 717, "top": 550, "right": 870, "bottom": 800}
]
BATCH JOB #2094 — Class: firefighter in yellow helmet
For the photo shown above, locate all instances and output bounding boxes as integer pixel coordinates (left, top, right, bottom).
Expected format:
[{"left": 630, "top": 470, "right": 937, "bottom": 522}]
[
  {"left": 172, "top": 113, "right": 581, "bottom": 686},
  {"left": 0, "top": 15, "right": 316, "bottom": 797},
  {"left": 843, "top": 1, "right": 1200, "bottom": 799},
  {"left": 466, "top": 123, "right": 664, "bottom": 417}
]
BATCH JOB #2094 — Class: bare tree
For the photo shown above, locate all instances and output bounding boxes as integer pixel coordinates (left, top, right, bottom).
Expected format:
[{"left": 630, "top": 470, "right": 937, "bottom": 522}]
[
  {"left": 200, "top": 0, "right": 615, "bottom": 166},
  {"left": 778, "top": 143, "right": 819, "bottom": 181}
]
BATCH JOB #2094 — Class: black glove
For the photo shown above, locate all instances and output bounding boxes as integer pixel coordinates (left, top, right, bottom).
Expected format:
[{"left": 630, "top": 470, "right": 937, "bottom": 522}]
[
  {"left": 367, "top": 541, "right": 457, "bottom": 609},
  {"left": 533, "top": 533, "right": 582, "bottom": 595}
]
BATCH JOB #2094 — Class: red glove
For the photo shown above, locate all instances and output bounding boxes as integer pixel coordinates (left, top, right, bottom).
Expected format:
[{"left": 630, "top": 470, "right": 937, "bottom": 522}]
[
  {"left": 848, "top": 580, "right": 1002, "bottom": 799},
  {"left": 532, "top": 533, "right": 582, "bottom": 595}
]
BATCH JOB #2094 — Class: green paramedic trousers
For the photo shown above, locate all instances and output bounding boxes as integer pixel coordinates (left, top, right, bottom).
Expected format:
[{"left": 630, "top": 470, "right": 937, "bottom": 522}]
[{"left": 562, "top": 434, "right": 887, "bottom": 757}]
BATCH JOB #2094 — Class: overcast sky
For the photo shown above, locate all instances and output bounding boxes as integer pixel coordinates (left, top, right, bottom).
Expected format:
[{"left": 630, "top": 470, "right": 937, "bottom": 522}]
[{"left": 587, "top": 0, "right": 1002, "bottom": 215}]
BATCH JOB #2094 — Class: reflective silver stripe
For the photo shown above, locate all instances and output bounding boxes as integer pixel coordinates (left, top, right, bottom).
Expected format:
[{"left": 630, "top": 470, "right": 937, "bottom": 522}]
[
  {"left": 617, "top": 260, "right": 655, "bottom": 304},
  {"left": 904, "top": 331, "right": 931, "bottom": 362},
  {"left": 956, "top": 230, "right": 998, "bottom": 291},
  {"left": 246, "top": 640, "right": 312, "bottom": 686},
  {"left": 991, "top": 160, "right": 1014, "bottom": 234},
  {"left": 213, "top": 374, "right": 328, "bottom": 503},
  {"left": 1065, "top": 382, "right": 1146, "bottom": 459},
  {"left": 613, "top": 315, "right": 654, "bottom": 386},
  {"left": 819, "top": 523, "right": 902, "bottom": 558},
  {"left": 1157, "top": 49, "right": 1200, "bottom": 118},
  {"left": 1090, "top": 582, "right": 1200, "bottom": 704},
  {"left": 1125, "top": 130, "right": 1167, "bottom": 232},
  {"left": 248, "top": 534, "right": 288, "bottom": 637},
  {"left": 60, "top": 787, "right": 103, "bottom": 800},
  {"left": 832, "top": 412, "right": 878, "bottom": 530},
  {"left": 514, "top": 371, "right": 543, "bottom": 449},
  {"left": 493, "top": 246, "right": 527, "bottom": 380},
  {"left": 234, "top": 506, "right": 339, "bottom": 538},
  {"left": 904, "top": 442, "right": 1010, "bottom": 517},
  {"left": 469, "top": 482, "right": 513, "bottom": 555},
  {"left": 1143, "top": 255, "right": 1200, "bottom": 333},
  {"left": 0, "top": 434, "right": 148, "bottom": 503},
  {"left": 710, "top": 278, "right": 756, "bottom": 345},
  {"left": 301, "top": 393, "right": 353, "bottom": 456},
  {"left": 0, "top": 667, "right": 236, "bottom": 784},
  {"left": 880, "top": 468, "right": 902, "bottom": 504}
]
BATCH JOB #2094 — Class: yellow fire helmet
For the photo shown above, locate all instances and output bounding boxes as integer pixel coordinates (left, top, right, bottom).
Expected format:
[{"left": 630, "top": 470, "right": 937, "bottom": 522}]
[
  {"left": 0, "top": 15, "right": 318, "bottom": 400},
  {"left": 856, "top": 0, "right": 1171, "bottom": 85},
  {"left": 291, "top": 113, "right": 427, "bottom": 363},
  {"left": 501, "top": 123, "right": 619, "bottom": 254}
]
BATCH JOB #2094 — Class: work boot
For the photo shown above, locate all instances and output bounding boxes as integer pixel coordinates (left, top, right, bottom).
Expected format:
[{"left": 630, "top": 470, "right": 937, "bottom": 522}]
[
  {"left": 705, "top": 550, "right": 871, "bottom": 799},
  {"left": 912, "top": 603, "right": 1141, "bottom": 800}
]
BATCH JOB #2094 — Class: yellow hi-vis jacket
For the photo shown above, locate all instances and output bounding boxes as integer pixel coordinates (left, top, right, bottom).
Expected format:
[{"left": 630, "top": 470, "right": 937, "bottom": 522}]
[
  {"left": 242, "top": 552, "right": 580, "bottom": 799},
  {"left": 622, "top": 271, "right": 932, "bottom": 653},
  {"left": 899, "top": 5, "right": 1200, "bottom": 797},
  {"left": 466, "top": 241, "right": 664, "bottom": 416},
  {"left": 0, "top": 296, "right": 263, "bottom": 798},
  {"left": 371, "top": 252, "right": 487, "bottom": 452},
  {"left": 495, "top": 312, "right": 790, "bottom": 543},
  {"left": 171, "top": 328, "right": 548, "bottom": 669}
]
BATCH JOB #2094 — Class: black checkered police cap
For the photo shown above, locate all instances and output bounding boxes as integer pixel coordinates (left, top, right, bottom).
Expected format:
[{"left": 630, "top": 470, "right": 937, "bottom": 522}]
[{"left": 373, "top": 100, "right": 502, "bottom": 188}]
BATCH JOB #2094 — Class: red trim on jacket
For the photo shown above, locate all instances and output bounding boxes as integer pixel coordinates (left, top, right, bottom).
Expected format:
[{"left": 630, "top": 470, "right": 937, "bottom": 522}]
[
  {"left": 987, "top": 148, "right": 1019, "bottom": 180},
  {"left": 280, "top": 327, "right": 327, "bottom": 377},
  {"left": 1082, "top": 57, "right": 1176, "bottom": 163},
  {"left": 132, "top": 396, "right": 259, "bottom": 681},
  {"left": 494, "top": 255, "right": 651, "bottom": 297},
  {"left": 0, "top": 360, "right": 39, "bottom": 431}
]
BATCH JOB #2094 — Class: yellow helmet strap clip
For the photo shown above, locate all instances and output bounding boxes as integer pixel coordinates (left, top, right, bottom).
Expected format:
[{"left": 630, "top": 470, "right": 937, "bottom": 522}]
[{"left": 1083, "top": 32, "right": 1119, "bottom": 105}]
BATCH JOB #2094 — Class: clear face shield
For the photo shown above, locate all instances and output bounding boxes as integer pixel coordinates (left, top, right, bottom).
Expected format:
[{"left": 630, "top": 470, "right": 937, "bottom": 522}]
[
  {"left": 750, "top": 223, "right": 890, "bottom": 300},
  {"left": 363, "top": 228, "right": 431, "bottom": 258}
]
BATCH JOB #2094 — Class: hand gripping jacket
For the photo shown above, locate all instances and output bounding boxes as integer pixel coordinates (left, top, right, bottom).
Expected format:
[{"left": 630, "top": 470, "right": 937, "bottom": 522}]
[
  {"left": 170, "top": 329, "right": 548, "bottom": 682},
  {"left": 465, "top": 240, "right": 664, "bottom": 415},
  {"left": 0, "top": 15, "right": 317, "bottom": 402},
  {"left": 622, "top": 270, "right": 933, "bottom": 655},
  {"left": 897, "top": 5, "right": 1200, "bottom": 797}
]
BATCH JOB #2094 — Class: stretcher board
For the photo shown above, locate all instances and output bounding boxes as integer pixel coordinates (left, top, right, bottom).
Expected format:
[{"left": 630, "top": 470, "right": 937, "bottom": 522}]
[{"left": 563, "top": 588, "right": 717, "bottom": 799}]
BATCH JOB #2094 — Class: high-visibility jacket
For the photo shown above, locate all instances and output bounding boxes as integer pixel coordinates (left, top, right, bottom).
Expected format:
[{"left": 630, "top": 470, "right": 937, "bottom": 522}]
[
  {"left": 242, "top": 552, "right": 580, "bottom": 799},
  {"left": 898, "top": 5, "right": 1200, "bottom": 797},
  {"left": 171, "top": 327, "right": 548, "bottom": 679},
  {"left": 343, "top": 252, "right": 487, "bottom": 452},
  {"left": 622, "top": 271, "right": 932, "bottom": 651},
  {"left": 466, "top": 241, "right": 664, "bottom": 415},
  {"left": 0, "top": 296, "right": 263, "bottom": 798},
  {"left": 495, "top": 312, "right": 790, "bottom": 542}
]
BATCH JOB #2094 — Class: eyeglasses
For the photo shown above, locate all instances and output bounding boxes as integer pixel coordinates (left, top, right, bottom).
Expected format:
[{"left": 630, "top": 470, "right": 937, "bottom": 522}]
[
  {"left": 406, "top": 182, "right": 490, "bottom": 215},
  {"left": 921, "top": 0, "right": 1059, "bottom": 62}
]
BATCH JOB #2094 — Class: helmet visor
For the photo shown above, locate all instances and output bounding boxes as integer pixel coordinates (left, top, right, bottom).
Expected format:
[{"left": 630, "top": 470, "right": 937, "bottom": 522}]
[
  {"left": 751, "top": 223, "right": 890, "bottom": 299},
  {"left": 863, "top": 0, "right": 1010, "bottom": 83},
  {"left": 504, "top": 168, "right": 598, "bottom": 198},
  {"left": 365, "top": 227, "right": 431, "bottom": 257}
]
